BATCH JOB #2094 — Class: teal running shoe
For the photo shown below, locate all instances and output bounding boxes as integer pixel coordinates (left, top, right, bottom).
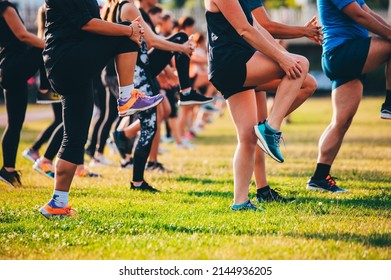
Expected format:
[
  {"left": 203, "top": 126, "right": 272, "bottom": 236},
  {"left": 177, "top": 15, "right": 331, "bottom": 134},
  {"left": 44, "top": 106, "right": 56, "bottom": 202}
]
[
  {"left": 231, "top": 200, "right": 261, "bottom": 211},
  {"left": 254, "top": 121, "right": 284, "bottom": 163}
]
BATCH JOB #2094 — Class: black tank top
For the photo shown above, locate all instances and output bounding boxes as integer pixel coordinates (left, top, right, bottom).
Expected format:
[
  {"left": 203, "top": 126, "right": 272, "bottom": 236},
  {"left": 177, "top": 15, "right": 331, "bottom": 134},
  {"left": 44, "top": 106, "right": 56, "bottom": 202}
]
[{"left": 206, "top": 0, "right": 256, "bottom": 78}]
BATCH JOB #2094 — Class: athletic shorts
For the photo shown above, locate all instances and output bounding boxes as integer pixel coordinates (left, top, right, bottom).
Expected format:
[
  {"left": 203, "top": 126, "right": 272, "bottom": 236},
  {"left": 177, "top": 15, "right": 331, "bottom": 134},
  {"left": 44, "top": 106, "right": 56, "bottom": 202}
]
[
  {"left": 210, "top": 51, "right": 256, "bottom": 99},
  {"left": 322, "top": 37, "right": 371, "bottom": 90}
]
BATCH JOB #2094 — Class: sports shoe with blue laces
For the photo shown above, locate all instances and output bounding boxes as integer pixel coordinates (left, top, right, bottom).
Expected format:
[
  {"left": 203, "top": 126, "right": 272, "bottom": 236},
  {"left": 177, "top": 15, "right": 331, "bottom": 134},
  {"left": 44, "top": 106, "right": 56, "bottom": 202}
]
[
  {"left": 231, "top": 200, "right": 261, "bottom": 211},
  {"left": 254, "top": 121, "right": 284, "bottom": 163},
  {"left": 306, "top": 175, "right": 348, "bottom": 193}
]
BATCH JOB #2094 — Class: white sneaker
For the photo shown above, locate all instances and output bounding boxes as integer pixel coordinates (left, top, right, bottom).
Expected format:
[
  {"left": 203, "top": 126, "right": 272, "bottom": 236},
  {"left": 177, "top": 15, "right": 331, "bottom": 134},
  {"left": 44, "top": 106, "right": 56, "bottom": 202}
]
[{"left": 89, "top": 155, "right": 114, "bottom": 167}]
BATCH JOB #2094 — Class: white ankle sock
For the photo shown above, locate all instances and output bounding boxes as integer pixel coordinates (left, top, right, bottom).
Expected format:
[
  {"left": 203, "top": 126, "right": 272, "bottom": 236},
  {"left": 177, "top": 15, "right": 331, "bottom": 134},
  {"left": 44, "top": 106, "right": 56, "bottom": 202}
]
[
  {"left": 119, "top": 84, "right": 134, "bottom": 100},
  {"left": 181, "top": 88, "right": 191, "bottom": 96},
  {"left": 52, "top": 190, "right": 69, "bottom": 208}
]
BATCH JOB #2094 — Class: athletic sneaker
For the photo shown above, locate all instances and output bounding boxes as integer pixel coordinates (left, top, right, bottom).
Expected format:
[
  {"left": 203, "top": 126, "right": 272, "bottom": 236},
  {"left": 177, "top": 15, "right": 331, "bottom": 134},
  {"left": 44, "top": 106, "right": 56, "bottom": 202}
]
[
  {"left": 201, "top": 103, "right": 219, "bottom": 113},
  {"left": 39, "top": 199, "right": 76, "bottom": 219},
  {"left": 306, "top": 175, "right": 348, "bottom": 193},
  {"left": 120, "top": 158, "right": 133, "bottom": 169},
  {"left": 75, "top": 167, "right": 101, "bottom": 178},
  {"left": 380, "top": 103, "right": 391, "bottom": 119},
  {"left": 130, "top": 181, "right": 159, "bottom": 193},
  {"left": 89, "top": 154, "right": 113, "bottom": 167},
  {"left": 254, "top": 121, "right": 284, "bottom": 163},
  {"left": 36, "top": 90, "right": 61, "bottom": 104},
  {"left": 145, "top": 161, "right": 172, "bottom": 173},
  {"left": 22, "top": 148, "right": 40, "bottom": 163},
  {"left": 111, "top": 130, "right": 130, "bottom": 159},
  {"left": 231, "top": 200, "right": 261, "bottom": 211},
  {"left": 117, "top": 89, "right": 163, "bottom": 116},
  {"left": 256, "top": 187, "right": 295, "bottom": 203},
  {"left": 178, "top": 90, "right": 213, "bottom": 106},
  {"left": 33, "top": 159, "right": 55, "bottom": 179},
  {"left": 0, "top": 167, "right": 21, "bottom": 188}
]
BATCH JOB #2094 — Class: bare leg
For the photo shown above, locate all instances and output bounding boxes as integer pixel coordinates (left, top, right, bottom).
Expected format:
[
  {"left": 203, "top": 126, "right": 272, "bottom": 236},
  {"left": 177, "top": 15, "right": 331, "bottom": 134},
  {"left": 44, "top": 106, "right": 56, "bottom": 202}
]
[
  {"left": 115, "top": 53, "right": 138, "bottom": 86},
  {"left": 54, "top": 158, "right": 77, "bottom": 192},
  {"left": 317, "top": 80, "right": 362, "bottom": 165},
  {"left": 226, "top": 90, "right": 258, "bottom": 205}
]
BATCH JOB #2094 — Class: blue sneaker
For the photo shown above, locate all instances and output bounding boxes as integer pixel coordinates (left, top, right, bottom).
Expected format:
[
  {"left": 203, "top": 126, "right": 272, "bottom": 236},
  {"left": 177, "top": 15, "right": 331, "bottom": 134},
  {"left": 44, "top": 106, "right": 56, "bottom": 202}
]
[
  {"left": 231, "top": 200, "right": 261, "bottom": 211},
  {"left": 254, "top": 121, "right": 284, "bottom": 163},
  {"left": 306, "top": 175, "right": 348, "bottom": 193}
]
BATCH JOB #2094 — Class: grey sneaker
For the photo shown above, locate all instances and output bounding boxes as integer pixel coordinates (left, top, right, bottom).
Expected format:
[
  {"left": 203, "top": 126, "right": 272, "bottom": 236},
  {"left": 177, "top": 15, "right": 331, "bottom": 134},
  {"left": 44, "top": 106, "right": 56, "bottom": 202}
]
[
  {"left": 307, "top": 175, "right": 348, "bottom": 193},
  {"left": 118, "top": 90, "right": 163, "bottom": 116}
]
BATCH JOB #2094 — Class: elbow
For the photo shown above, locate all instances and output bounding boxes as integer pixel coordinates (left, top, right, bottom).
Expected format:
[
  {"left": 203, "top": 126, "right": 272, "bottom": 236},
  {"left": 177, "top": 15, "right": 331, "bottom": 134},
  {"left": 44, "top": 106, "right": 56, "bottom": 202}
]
[
  {"left": 238, "top": 24, "right": 254, "bottom": 39},
  {"left": 16, "top": 32, "right": 30, "bottom": 43}
]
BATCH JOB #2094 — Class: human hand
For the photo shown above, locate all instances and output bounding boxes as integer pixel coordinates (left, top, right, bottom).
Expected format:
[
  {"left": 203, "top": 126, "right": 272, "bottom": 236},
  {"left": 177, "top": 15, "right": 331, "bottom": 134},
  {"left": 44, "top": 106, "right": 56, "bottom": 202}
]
[
  {"left": 129, "top": 16, "right": 144, "bottom": 47},
  {"left": 278, "top": 52, "right": 303, "bottom": 80},
  {"left": 181, "top": 34, "right": 195, "bottom": 57},
  {"left": 304, "top": 16, "right": 323, "bottom": 45}
]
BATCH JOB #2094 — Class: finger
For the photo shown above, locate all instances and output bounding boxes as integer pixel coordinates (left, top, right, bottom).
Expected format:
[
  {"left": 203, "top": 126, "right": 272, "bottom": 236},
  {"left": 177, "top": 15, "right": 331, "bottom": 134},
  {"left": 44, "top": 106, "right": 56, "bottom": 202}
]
[{"left": 133, "top": 16, "right": 141, "bottom": 23}]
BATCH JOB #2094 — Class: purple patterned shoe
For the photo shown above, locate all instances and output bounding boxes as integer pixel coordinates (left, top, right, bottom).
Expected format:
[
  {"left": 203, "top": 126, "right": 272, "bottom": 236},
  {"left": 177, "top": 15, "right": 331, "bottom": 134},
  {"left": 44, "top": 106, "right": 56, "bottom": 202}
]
[{"left": 118, "top": 90, "right": 163, "bottom": 116}]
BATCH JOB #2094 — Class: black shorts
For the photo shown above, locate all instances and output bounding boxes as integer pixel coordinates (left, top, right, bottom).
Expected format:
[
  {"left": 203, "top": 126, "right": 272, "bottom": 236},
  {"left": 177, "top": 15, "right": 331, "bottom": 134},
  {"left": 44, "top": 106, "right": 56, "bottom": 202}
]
[
  {"left": 322, "top": 37, "right": 371, "bottom": 89},
  {"left": 210, "top": 51, "right": 256, "bottom": 99}
]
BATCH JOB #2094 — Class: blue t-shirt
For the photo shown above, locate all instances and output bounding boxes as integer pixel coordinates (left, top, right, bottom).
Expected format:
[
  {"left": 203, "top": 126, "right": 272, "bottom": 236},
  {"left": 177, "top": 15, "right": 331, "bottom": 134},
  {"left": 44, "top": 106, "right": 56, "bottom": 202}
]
[
  {"left": 318, "top": 0, "right": 369, "bottom": 53},
  {"left": 246, "top": 0, "right": 264, "bottom": 11}
]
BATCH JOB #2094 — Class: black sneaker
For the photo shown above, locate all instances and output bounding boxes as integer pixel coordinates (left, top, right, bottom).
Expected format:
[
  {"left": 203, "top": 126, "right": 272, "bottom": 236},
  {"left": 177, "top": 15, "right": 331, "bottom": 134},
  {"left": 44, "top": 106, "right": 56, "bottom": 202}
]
[
  {"left": 178, "top": 90, "right": 213, "bottom": 106},
  {"left": 256, "top": 187, "right": 295, "bottom": 203},
  {"left": 145, "top": 161, "right": 172, "bottom": 173},
  {"left": 130, "top": 181, "right": 159, "bottom": 193},
  {"left": 380, "top": 103, "right": 391, "bottom": 119},
  {"left": 111, "top": 130, "right": 131, "bottom": 159},
  {"left": 36, "top": 90, "right": 61, "bottom": 104},
  {"left": 307, "top": 175, "right": 348, "bottom": 193},
  {"left": 0, "top": 167, "right": 22, "bottom": 187}
]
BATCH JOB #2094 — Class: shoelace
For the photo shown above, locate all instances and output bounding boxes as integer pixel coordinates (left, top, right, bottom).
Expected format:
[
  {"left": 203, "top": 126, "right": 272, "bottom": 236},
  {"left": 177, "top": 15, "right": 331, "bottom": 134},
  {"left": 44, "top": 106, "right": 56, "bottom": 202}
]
[
  {"left": 274, "top": 134, "right": 286, "bottom": 148},
  {"left": 14, "top": 170, "right": 22, "bottom": 185},
  {"left": 325, "top": 175, "right": 338, "bottom": 187},
  {"left": 132, "top": 89, "right": 147, "bottom": 99}
]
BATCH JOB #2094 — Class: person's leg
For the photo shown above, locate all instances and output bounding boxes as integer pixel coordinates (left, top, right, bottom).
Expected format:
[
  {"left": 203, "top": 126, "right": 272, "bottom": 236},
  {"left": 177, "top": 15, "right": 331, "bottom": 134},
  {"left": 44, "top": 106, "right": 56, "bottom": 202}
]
[
  {"left": 245, "top": 52, "right": 309, "bottom": 162},
  {"left": 30, "top": 103, "right": 63, "bottom": 152},
  {"left": 226, "top": 90, "right": 258, "bottom": 205},
  {"left": 359, "top": 37, "right": 391, "bottom": 118}
]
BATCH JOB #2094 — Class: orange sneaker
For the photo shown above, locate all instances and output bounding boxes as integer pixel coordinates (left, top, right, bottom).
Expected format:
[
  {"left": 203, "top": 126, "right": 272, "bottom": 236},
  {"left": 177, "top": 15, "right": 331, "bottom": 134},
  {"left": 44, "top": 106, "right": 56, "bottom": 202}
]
[{"left": 39, "top": 200, "right": 76, "bottom": 219}]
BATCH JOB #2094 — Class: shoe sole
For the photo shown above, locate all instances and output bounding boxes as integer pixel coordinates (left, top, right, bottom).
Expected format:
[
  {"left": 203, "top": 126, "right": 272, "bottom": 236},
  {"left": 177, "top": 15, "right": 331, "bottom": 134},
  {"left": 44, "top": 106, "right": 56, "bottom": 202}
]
[
  {"left": 306, "top": 184, "right": 349, "bottom": 193},
  {"left": 38, "top": 206, "right": 52, "bottom": 219},
  {"left": 33, "top": 164, "right": 54, "bottom": 179},
  {"left": 22, "top": 152, "right": 38, "bottom": 163},
  {"left": 178, "top": 99, "right": 213, "bottom": 106},
  {"left": 36, "top": 100, "right": 62, "bottom": 104},
  {"left": 254, "top": 127, "right": 283, "bottom": 163},
  {"left": 0, "top": 175, "right": 15, "bottom": 188},
  {"left": 380, "top": 112, "right": 391, "bottom": 119},
  {"left": 119, "top": 98, "right": 163, "bottom": 117}
]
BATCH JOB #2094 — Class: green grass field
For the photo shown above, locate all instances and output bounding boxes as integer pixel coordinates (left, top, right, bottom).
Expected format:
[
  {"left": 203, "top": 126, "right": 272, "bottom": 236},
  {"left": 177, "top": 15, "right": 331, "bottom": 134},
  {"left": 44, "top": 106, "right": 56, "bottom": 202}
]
[{"left": 0, "top": 97, "right": 390, "bottom": 260}]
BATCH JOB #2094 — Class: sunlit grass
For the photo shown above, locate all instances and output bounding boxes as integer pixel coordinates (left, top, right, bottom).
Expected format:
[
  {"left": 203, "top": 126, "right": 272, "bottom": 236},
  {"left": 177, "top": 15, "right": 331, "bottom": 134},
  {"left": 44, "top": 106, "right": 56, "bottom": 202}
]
[{"left": 0, "top": 97, "right": 390, "bottom": 260}]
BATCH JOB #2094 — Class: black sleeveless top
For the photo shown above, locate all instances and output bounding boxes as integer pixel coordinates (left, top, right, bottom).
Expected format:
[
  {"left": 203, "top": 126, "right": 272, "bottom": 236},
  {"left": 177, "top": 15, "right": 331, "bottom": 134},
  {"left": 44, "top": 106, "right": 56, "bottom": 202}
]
[
  {"left": 0, "top": 1, "right": 27, "bottom": 58},
  {"left": 206, "top": 0, "right": 256, "bottom": 79}
]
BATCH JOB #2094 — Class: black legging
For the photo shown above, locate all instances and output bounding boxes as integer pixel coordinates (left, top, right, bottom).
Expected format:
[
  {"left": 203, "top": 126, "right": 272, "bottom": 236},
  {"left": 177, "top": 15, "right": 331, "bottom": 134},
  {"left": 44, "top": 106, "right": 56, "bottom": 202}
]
[
  {"left": 132, "top": 32, "right": 189, "bottom": 182},
  {"left": 0, "top": 47, "right": 49, "bottom": 168},
  {"left": 31, "top": 103, "right": 62, "bottom": 151},
  {"left": 86, "top": 75, "right": 118, "bottom": 155},
  {"left": 44, "top": 123, "right": 64, "bottom": 161},
  {"left": 47, "top": 23, "right": 139, "bottom": 165}
]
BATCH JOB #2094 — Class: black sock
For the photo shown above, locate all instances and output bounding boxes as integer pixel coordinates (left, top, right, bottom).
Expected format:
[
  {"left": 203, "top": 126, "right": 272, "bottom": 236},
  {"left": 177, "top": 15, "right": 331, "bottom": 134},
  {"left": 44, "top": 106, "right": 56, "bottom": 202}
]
[
  {"left": 257, "top": 185, "right": 270, "bottom": 196},
  {"left": 312, "top": 163, "right": 331, "bottom": 180},
  {"left": 384, "top": 90, "right": 391, "bottom": 105}
]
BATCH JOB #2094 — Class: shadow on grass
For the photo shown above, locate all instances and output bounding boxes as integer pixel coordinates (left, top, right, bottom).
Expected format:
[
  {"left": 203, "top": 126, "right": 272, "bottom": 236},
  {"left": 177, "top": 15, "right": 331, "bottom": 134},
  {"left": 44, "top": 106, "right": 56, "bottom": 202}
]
[
  {"left": 298, "top": 195, "right": 391, "bottom": 210},
  {"left": 286, "top": 232, "right": 391, "bottom": 248},
  {"left": 175, "top": 176, "right": 233, "bottom": 186}
]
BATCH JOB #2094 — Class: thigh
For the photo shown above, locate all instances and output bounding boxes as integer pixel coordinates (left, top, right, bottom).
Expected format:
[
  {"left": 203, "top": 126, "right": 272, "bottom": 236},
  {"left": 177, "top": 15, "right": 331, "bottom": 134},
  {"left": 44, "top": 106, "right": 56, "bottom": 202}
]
[
  {"left": 244, "top": 51, "right": 285, "bottom": 87},
  {"left": 362, "top": 37, "right": 391, "bottom": 74},
  {"left": 226, "top": 89, "right": 258, "bottom": 142}
]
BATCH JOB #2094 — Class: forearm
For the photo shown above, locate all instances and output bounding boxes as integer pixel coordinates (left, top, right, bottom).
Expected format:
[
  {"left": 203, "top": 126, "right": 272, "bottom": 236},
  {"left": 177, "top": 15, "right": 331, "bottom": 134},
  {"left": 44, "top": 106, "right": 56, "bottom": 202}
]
[
  {"left": 263, "top": 21, "right": 305, "bottom": 39},
  {"left": 81, "top": 18, "right": 132, "bottom": 37},
  {"left": 370, "top": 11, "right": 391, "bottom": 29},
  {"left": 355, "top": 12, "right": 391, "bottom": 40},
  {"left": 19, "top": 32, "right": 44, "bottom": 48}
]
